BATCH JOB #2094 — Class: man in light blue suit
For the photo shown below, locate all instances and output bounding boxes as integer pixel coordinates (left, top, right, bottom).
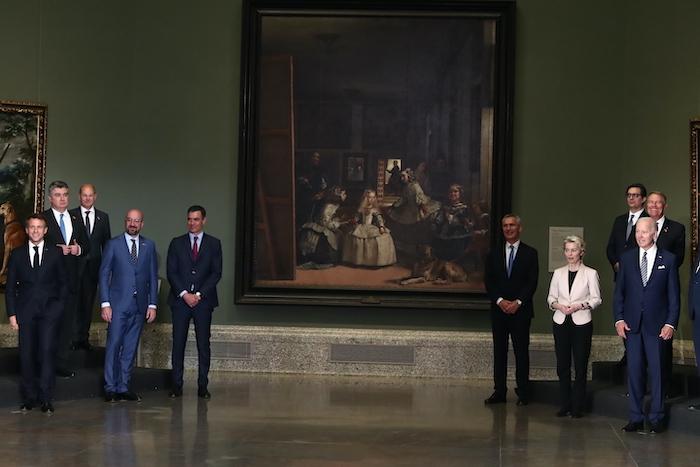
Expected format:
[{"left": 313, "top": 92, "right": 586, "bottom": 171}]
[
  {"left": 614, "top": 217, "right": 679, "bottom": 434},
  {"left": 99, "top": 209, "right": 158, "bottom": 402}
]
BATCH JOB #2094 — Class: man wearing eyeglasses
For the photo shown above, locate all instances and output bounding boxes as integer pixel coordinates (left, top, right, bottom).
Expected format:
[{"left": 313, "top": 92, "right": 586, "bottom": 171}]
[{"left": 607, "top": 184, "right": 649, "bottom": 277}]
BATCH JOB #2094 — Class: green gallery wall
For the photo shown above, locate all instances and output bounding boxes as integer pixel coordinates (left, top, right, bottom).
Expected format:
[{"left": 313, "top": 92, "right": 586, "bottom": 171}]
[{"left": 1, "top": 0, "right": 699, "bottom": 339}]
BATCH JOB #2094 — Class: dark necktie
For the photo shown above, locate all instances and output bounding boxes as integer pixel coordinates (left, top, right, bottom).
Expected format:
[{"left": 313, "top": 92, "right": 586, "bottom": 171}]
[
  {"left": 192, "top": 236, "right": 199, "bottom": 261},
  {"left": 507, "top": 245, "right": 514, "bottom": 278},
  {"left": 85, "top": 210, "right": 91, "bottom": 237},
  {"left": 625, "top": 214, "right": 634, "bottom": 239},
  {"left": 33, "top": 245, "right": 39, "bottom": 268},
  {"left": 641, "top": 251, "right": 648, "bottom": 287},
  {"left": 130, "top": 239, "right": 138, "bottom": 263}
]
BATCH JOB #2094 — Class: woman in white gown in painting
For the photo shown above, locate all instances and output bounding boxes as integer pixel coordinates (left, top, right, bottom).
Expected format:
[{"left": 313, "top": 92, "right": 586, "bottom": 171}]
[{"left": 342, "top": 189, "right": 397, "bottom": 267}]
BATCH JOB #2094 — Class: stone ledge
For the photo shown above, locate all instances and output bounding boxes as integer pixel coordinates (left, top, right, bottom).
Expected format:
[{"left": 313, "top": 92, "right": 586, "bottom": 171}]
[{"left": 1, "top": 324, "right": 696, "bottom": 380}]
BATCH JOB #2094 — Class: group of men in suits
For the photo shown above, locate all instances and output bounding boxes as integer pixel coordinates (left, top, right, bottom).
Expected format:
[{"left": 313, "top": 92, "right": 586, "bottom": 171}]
[
  {"left": 607, "top": 183, "right": 687, "bottom": 433},
  {"left": 5, "top": 180, "right": 222, "bottom": 413}
]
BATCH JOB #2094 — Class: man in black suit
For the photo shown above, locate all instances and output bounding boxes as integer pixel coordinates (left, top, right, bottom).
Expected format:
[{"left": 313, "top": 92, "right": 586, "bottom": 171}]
[
  {"left": 166, "top": 205, "right": 222, "bottom": 399},
  {"left": 606, "top": 183, "right": 648, "bottom": 276},
  {"left": 6, "top": 214, "right": 68, "bottom": 414},
  {"left": 69, "top": 183, "right": 111, "bottom": 351},
  {"left": 614, "top": 217, "right": 679, "bottom": 433},
  {"left": 687, "top": 252, "right": 700, "bottom": 411},
  {"left": 42, "top": 180, "right": 90, "bottom": 377},
  {"left": 646, "top": 191, "right": 685, "bottom": 395},
  {"left": 484, "top": 214, "right": 539, "bottom": 406},
  {"left": 606, "top": 183, "right": 648, "bottom": 367}
]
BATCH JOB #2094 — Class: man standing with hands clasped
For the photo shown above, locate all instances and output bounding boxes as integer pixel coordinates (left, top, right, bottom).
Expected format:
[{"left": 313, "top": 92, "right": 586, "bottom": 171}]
[
  {"left": 167, "top": 206, "right": 222, "bottom": 399},
  {"left": 484, "top": 214, "right": 539, "bottom": 406},
  {"left": 614, "top": 217, "right": 679, "bottom": 434},
  {"left": 99, "top": 209, "right": 158, "bottom": 403}
]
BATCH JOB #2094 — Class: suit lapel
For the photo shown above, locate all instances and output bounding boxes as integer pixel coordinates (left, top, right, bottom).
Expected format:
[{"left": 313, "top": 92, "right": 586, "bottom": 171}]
[{"left": 646, "top": 253, "right": 665, "bottom": 286}]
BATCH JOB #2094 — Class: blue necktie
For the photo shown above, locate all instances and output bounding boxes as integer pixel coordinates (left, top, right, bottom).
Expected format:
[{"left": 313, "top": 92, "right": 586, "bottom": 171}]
[
  {"left": 507, "top": 245, "right": 515, "bottom": 278},
  {"left": 59, "top": 213, "right": 67, "bottom": 243},
  {"left": 641, "top": 251, "right": 648, "bottom": 287}
]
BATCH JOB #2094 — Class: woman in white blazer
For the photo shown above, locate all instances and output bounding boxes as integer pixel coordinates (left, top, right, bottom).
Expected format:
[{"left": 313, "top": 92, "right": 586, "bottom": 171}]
[{"left": 547, "top": 235, "right": 601, "bottom": 418}]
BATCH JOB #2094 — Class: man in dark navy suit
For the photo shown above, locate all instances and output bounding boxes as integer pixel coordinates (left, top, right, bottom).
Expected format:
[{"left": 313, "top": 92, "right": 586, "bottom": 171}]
[
  {"left": 70, "top": 183, "right": 111, "bottom": 351},
  {"left": 43, "top": 180, "right": 90, "bottom": 378},
  {"left": 6, "top": 213, "right": 67, "bottom": 414},
  {"left": 614, "top": 217, "right": 679, "bottom": 434},
  {"left": 606, "top": 183, "right": 648, "bottom": 367},
  {"left": 645, "top": 191, "right": 685, "bottom": 396},
  {"left": 688, "top": 252, "right": 700, "bottom": 411},
  {"left": 484, "top": 214, "right": 539, "bottom": 406},
  {"left": 167, "top": 205, "right": 222, "bottom": 399}
]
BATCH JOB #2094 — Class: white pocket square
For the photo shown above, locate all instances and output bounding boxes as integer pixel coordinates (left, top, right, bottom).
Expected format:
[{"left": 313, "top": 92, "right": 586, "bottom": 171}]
[{"left": 657, "top": 265, "right": 666, "bottom": 270}]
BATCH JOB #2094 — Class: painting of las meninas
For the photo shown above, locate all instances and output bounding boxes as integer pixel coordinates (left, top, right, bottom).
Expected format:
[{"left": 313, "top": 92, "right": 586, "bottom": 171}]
[
  {"left": 235, "top": 0, "right": 515, "bottom": 309},
  {"left": 0, "top": 101, "right": 47, "bottom": 288}
]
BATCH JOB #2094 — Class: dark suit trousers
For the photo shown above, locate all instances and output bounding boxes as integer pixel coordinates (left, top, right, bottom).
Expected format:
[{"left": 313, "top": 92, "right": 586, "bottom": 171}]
[
  {"left": 491, "top": 309, "right": 531, "bottom": 398},
  {"left": 627, "top": 329, "right": 666, "bottom": 424},
  {"left": 553, "top": 317, "right": 592, "bottom": 413},
  {"left": 171, "top": 301, "right": 213, "bottom": 389},
  {"left": 694, "top": 316, "right": 700, "bottom": 373},
  {"left": 56, "top": 289, "right": 78, "bottom": 369},
  {"left": 17, "top": 302, "right": 62, "bottom": 403},
  {"left": 76, "top": 265, "right": 98, "bottom": 343}
]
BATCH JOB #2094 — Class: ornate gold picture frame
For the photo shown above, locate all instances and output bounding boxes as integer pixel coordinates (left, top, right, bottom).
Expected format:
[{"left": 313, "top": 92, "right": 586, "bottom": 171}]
[
  {"left": 0, "top": 100, "right": 47, "bottom": 286},
  {"left": 691, "top": 118, "right": 700, "bottom": 266}
]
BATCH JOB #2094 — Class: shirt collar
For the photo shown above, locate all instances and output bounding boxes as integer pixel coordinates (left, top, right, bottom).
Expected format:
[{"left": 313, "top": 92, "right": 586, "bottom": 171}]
[
  {"left": 506, "top": 240, "right": 520, "bottom": 249},
  {"left": 51, "top": 207, "right": 68, "bottom": 217},
  {"left": 124, "top": 232, "right": 140, "bottom": 242},
  {"left": 28, "top": 240, "right": 44, "bottom": 249},
  {"left": 628, "top": 208, "right": 644, "bottom": 217},
  {"left": 80, "top": 205, "right": 95, "bottom": 215},
  {"left": 189, "top": 231, "right": 204, "bottom": 241},
  {"left": 640, "top": 244, "right": 657, "bottom": 258}
]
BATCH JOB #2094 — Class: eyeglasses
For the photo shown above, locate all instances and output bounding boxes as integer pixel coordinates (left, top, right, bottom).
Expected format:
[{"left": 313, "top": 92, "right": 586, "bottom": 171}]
[{"left": 626, "top": 193, "right": 642, "bottom": 198}]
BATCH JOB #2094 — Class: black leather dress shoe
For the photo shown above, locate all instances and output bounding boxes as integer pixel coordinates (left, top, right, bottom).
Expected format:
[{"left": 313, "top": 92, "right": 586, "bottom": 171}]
[
  {"left": 56, "top": 368, "right": 76, "bottom": 378},
  {"left": 649, "top": 422, "right": 665, "bottom": 434},
  {"left": 198, "top": 387, "right": 211, "bottom": 399},
  {"left": 169, "top": 388, "right": 183, "bottom": 398},
  {"left": 41, "top": 403, "right": 54, "bottom": 414},
  {"left": 570, "top": 412, "right": 583, "bottom": 419},
  {"left": 19, "top": 402, "right": 34, "bottom": 412},
  {"left": 556, "top": 408, "right": 571, "bottom": 417},
  {"left": 484, "top": 393, "right": 506, "bottom": 405},
  {"left": 118, "top": 391, "right": 142, "bottom": 402},
  {"left": 516, "top": 398, "right": 529, "bottom": 406},
  {"left": 688, "top": 403, "right": 700, "bottom": 411},
  {"left": 621, "top": 421, "right": 644, "bottom": 432},
  {"left": 105, "top": 392, "right": 118, "bottom": 403}
]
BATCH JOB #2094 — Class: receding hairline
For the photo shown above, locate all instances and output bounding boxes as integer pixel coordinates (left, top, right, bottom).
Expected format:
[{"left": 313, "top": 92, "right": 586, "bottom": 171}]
[
  {"left": 125, "top": 209, "right": 144, "bottom": 220},
  {"left": 79, "top": 183, "right": 97, "bottom": 194},
  {"left": 636, "top": 216, "right": 657, "bottom": 231}
]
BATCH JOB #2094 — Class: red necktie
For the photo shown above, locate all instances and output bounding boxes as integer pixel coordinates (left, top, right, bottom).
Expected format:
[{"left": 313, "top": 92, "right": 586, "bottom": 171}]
[{"left": 192, "top": 236, "right": 199, "bottom": 261}]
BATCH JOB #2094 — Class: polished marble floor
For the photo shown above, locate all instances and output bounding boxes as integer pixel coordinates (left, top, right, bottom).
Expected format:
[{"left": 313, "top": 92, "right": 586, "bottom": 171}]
[{"left": 1, "top": 372, "right": 698, "bottom": 466}]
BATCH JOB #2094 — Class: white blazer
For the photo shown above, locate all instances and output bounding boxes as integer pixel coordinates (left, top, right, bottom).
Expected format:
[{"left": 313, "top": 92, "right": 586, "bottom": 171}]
[{"left": 547, "top": 264, "right": 602, "bottom": 325}]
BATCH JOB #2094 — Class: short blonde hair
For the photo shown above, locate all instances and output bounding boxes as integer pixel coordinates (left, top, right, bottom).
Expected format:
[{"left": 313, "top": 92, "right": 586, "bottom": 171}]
[{"left": 563, "top": 235, "right": 585, "bottom": 255}]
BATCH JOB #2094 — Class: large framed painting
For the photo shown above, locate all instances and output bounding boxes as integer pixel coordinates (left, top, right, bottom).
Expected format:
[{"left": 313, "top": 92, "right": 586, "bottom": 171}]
[
  {"left": 691, "top": 118, "right": 700, "bottom": 267},
  {"left": 235, "top": 0, "right": 516, "bottom": 309},
  {"left": 0, "top": 101, "right": 47, "bottom": 287}
]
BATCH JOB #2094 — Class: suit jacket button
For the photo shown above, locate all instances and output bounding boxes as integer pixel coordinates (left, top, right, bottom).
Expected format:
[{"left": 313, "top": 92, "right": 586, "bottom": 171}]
[{"left": 191, "top": 270, "right": 196, "bottom": 275}]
